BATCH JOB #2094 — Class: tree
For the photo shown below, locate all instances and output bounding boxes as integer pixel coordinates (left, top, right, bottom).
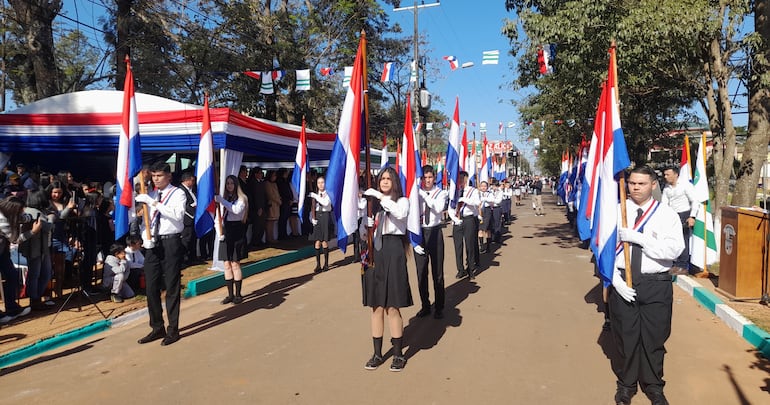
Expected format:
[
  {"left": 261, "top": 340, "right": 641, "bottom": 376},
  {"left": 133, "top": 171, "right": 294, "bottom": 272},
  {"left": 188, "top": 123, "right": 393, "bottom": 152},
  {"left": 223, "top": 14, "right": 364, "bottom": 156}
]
[{"left": 6, "top": 0, "right": 62, "bottom": 103}]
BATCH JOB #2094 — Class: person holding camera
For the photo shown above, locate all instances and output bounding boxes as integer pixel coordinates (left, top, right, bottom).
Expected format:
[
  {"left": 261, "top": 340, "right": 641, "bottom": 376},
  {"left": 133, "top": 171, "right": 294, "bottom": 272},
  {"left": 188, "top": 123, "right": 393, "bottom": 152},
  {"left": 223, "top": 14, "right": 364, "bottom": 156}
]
[{"left": 0, "top": 196, "right": 37, "bottom": 323}]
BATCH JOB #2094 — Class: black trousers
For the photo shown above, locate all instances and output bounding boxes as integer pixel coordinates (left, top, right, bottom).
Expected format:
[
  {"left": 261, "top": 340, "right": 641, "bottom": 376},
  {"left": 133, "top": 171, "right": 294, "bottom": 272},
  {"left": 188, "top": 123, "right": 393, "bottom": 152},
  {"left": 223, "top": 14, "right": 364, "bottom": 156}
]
[
  {"left": 181, "top": 224, "right": 196, "bottom": 262},
  {"left": 414, "top": 225, "right": 445, "bottom": 311},
  {"left": 491, "top": 206, "right": 502, "bottom": 237},
  {"left": 251, "top": 211, "right": 266, "bottom": 246},
  {"left": 144, "top": 235, "right": 184, "bottom": 335},
  {"left": 610, "top": 276, "right": 673, "bottom": 395},
  {"left": 452, "top": 216, "right": 479, "bottom": 273},
  {"left": 675, "top": 211, "right": 691, "bottom": 269},
  {"left": 198, "top": 230, "right": 215, "bottom": 260}
]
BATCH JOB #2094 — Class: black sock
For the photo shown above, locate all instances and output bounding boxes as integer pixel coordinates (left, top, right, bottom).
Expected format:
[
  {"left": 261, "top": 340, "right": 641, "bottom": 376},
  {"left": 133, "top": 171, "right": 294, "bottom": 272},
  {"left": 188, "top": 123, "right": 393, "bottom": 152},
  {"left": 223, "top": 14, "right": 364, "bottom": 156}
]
[
  {"left": 315, "top": 248, "right": 322, "bottom": 268},
  {"left": 391, "top": 337, "right": 403, "bottom": 358},
  {"left": 323, "top": 247, "right": 329, "bottom": 269},
  {"left": 234, "top": 280, "right": 242, "bottom": 297},
  {"left": 373, "top": 336, "right": 383, "bottom": 358},
  {"left": 225, "top": 279, "right": 234, "bottom": 297}
]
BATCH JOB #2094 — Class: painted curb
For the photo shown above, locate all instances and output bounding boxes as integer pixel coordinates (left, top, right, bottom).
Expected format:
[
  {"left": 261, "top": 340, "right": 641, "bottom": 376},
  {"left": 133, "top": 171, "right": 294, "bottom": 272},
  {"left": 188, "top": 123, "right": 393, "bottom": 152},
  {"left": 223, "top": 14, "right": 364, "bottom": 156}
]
[
  {"left": 0, "top": 319, "right": 111, "bottom": 369},
  {"left": 675, "top": 276, "right": 770, "bottom": 359},
  {"left": 183, "top": 245, "right": 316, "bottom": 298}
]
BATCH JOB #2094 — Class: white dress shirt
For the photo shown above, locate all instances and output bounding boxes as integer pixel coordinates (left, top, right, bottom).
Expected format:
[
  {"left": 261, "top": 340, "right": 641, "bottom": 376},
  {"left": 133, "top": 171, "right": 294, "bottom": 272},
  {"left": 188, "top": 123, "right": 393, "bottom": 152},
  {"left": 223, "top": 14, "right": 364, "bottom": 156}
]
[
  {"left": 419, "top": 186, "right": 448, "bottom": 228},
  {"left": 661, "top": 181, "right": 699, "bottom": 217},
  {"left": 312, "top": 191, "right": 332, "bottom": 212},
  {"left": 375, "top": 197, "right": 409, "bottom": 236},
  {"left": 141, "top": 184, "right": 186, "bottom": 242},
  {"left": 125, "top": 246, "right": 144, "bottom": 269},
  {"left": 448, "top": 186, "right": 481, "bottom": 222},
  {"left": 614, "top": 197, "right": 684, "bottom": 274},
  {"left": 221, "top": 196, "right": 247, "bottom": 222}
]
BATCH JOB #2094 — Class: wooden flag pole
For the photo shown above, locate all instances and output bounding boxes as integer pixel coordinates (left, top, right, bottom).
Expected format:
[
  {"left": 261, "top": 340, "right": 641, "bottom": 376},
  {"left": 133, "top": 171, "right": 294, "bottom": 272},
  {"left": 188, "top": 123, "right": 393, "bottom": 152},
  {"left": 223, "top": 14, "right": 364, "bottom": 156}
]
[
  {"left": 609, "top": 42, "right": 633, "bottom": 287},
  {"left": 361, "top": 30, "right": 374, "bottom": 272}
]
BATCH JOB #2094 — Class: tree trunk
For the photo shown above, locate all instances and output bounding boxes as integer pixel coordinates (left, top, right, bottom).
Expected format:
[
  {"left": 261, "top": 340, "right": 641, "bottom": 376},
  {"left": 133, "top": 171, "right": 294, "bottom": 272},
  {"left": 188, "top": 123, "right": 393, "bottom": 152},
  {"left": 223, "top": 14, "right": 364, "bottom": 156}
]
[
  {"left": 8, "top": 0, "right": 61, "bottom": 102},
  {"left": 735, "top": 0, "right": 770, "bottom": 206},
  {"left": 115, "top": 0, "right": 133, "bottom": 91}
]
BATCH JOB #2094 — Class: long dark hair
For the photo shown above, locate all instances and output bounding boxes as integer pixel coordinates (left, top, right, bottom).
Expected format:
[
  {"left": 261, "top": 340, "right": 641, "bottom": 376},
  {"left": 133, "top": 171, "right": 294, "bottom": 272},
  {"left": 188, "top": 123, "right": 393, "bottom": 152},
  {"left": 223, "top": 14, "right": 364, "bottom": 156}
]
[
  {"left": 0, "top": 196, "right": 26, "bottom": 241},
  {"left": 223, "top": 174, "right": 249, "bottom": 223}
]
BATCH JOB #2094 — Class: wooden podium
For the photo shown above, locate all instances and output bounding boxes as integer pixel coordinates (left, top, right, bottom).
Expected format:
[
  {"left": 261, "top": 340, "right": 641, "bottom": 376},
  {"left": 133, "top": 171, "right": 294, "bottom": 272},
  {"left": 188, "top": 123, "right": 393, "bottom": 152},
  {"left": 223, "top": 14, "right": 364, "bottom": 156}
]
[{"left": 717, "top": 206, "right": 767, "bottom": 300}]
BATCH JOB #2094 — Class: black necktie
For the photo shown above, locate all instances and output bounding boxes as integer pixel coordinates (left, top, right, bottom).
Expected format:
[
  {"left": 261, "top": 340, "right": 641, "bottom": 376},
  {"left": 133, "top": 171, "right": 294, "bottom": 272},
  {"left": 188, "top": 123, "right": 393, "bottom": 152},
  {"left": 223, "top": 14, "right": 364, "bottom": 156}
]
[
  {"left": 630, "top": 208, "right": 644, "bottom": 284},
  {"left": 423, "top": 191, "right": 430, "bottom": 225},
  {"left": 154, "top": 191, "right": 163, "bottom": 239}
]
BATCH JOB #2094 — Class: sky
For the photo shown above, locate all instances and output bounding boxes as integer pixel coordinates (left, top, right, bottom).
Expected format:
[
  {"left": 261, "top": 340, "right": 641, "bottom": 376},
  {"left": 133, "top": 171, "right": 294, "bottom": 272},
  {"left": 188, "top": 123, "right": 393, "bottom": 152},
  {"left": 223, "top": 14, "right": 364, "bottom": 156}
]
[{"left": 385, "top": 1, "right": 530, "bottom": 151}]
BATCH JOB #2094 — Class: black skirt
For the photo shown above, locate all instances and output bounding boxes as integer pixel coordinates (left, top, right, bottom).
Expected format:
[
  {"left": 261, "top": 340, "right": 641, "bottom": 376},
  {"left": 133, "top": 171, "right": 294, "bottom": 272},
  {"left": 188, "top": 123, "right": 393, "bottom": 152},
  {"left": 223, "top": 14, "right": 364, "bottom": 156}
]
[
  {"left": 362, "top": 235, "right": 413, "bottom": 308},
  {"left": 309, "top": 211, "right": 334, "bottom": 242},
  {"left": 479, "top": 207, "right": 493, "bottom": 232},
  {"left": 219, "top": 221, "right": 247, "bottom": 262}
]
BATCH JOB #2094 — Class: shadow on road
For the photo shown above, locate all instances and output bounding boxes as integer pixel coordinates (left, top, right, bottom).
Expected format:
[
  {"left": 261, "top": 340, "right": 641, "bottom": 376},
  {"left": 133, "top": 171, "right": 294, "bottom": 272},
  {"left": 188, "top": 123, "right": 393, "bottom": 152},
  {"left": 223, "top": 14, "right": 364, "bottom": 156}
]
[
  {"left": 0, "top": 338, "right": 104, "bottom": 376},
  {"left": 402, "top": 278, "right": 480, "bottom": 361},
  {"left": 523, "top": 222, "right": 583, "bottom": 249},
  {"left": 179, "top": 273, "right": 315, "bottom": 338}
]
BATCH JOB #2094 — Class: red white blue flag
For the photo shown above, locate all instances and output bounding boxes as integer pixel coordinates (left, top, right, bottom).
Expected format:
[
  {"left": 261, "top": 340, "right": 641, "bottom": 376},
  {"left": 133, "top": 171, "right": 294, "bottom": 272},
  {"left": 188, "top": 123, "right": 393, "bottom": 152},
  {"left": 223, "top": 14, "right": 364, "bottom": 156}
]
[
  {"left": 115, "top": 57, "right": 143, "bottom": 239},
  {"left": 445, "top": 98, "right": 462, "bottom": 209},
  {"left": 399, "top": 97, "right": 423, "bottom": 248},
  {"left": 479, "top": 134, "right": 490, "bottom": 184},
  {"left": 380, "top": 132, "right": 389, "bottom": 170},
  {"left": 443, "top": 55, "right": 459, "bottom": 71},
  {"left": 326, "top": 34, "right": 366, "bottom": 254},
  {"left": 291, "top": 118, "right": 308, "bottom": 225},
  {"left": 381, "top": 62, "right": 395, "bottom": 82},
  {"left": 590, "top": 47, "right": 631, "bottom": 286},
  {"left": 194, "top": 96, "right": 216, "bottom": 238}
]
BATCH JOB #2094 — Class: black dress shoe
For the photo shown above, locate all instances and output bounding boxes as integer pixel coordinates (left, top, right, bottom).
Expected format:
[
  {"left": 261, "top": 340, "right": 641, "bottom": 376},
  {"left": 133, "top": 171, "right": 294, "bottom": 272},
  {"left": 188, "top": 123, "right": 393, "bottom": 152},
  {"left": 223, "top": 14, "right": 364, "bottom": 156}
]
[
  {"left": 614, "top": 387, "right": 635, "bottom": 405},
  {"left": 647, "top": 392, "right": 669, "bottom": 405},
  {"left": 416, "top": 307, "right": 431, "bottom": 317},
  {"left": 455, "top": 271, "right": 468, "bottom": 279},
  {"left": 138, "top": 329, "right": 166, "bottom": 344},
  {"left": 161, "top": 334, "right": 180, "bottom": 346}
]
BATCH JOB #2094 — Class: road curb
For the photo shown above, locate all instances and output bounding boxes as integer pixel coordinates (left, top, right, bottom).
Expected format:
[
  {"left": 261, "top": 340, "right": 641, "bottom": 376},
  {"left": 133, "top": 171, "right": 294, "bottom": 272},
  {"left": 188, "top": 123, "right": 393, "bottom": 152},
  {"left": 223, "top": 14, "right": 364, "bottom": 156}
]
[
  {"left": 0, "top": 246, "right": 317, "bottom": 369},
  {"left": 674, "top": 275, "right": 770, "bottom": 358}
]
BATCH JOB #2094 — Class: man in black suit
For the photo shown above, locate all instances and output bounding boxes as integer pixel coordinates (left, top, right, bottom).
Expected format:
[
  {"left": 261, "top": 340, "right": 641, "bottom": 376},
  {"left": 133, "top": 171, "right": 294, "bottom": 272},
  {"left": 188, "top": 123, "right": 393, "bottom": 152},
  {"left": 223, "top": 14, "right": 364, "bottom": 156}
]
[
  {"left": 248, "top": 167, "right": 267, "bottom": 247},
  {"left": 179, "top": 171, "right": 197, "bottom": 265}
]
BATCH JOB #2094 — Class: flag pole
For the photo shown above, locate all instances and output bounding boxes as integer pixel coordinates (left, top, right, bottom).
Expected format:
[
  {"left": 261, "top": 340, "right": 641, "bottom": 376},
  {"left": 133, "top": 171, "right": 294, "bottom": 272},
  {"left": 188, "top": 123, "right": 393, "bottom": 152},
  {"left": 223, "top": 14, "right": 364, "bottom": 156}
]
[
  {"left": 126, "top": 55, "right": 152, "bottom": 244},
  {"left": 701, "top": 133, "right": 710, "bottom": 276},
  {"left": 361, "top": 30, "right": 374, "bottom": 271},
  {"left": 609, "top": 42, "right": 633, "bottom": 287}
]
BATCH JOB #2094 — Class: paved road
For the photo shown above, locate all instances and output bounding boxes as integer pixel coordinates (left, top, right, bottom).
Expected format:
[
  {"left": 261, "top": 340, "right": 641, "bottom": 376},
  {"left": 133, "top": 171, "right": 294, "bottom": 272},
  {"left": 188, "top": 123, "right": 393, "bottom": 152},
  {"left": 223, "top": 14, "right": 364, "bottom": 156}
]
[{"left": 2, "top": 196, "right": 768, "bottom": 404}]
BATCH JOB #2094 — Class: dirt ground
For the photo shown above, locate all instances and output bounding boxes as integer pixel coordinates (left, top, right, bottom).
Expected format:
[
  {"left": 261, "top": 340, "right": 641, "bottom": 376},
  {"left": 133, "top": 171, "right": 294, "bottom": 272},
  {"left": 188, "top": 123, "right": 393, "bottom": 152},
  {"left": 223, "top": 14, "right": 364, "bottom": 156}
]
[{"left": 0, "top": 239, "right": 308, "bottom": 356}]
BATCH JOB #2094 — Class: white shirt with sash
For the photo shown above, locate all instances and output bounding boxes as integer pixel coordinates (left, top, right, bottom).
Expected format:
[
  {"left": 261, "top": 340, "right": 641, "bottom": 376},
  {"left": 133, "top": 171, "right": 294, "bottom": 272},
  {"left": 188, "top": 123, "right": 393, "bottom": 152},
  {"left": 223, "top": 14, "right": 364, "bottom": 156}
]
[{"left": 614, "top": 198, "right": 684, "bottom": 274}]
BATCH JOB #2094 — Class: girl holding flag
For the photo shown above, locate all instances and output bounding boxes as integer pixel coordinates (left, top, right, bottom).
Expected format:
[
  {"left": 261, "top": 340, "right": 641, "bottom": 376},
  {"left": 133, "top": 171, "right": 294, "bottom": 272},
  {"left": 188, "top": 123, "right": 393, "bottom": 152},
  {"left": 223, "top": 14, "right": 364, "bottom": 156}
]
[
  {"left": 216, "top": 175, "right": 249, "bottom": 305},
  {"left": 360, "top": 166, "right": 413, "bottom": 372},
  {"left": 308, "top": 176, "right": 333, "bottom": 273}
]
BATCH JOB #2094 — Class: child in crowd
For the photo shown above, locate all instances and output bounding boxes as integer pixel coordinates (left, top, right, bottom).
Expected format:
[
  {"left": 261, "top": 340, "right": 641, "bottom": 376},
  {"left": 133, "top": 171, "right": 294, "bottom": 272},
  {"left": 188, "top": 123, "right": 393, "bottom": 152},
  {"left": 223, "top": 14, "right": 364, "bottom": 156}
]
[
  {"left": 124, "top": 236, "right": 144, "bottom": 291},
  {"left": 102, "top": 243, "right": 134, "bottom": 303}
]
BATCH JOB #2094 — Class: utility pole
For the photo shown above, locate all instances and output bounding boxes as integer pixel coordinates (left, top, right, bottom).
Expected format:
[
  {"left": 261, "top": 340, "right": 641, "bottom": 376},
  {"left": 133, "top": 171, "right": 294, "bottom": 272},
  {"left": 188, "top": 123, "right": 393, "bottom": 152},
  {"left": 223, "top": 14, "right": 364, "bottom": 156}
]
[{"left": 394, "top": 1, "right": 439, "bottom": 154}]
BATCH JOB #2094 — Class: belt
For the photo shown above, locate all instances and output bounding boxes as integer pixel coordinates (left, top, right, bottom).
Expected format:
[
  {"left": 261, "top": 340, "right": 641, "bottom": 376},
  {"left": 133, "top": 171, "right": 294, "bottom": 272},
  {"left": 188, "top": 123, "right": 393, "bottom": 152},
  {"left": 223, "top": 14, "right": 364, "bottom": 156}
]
[
  {"left": 618, "top": 270, "right": 672, "bottom": 282},
  {"left": 159, "top": 233, "right": 181, "bottom": 240}
]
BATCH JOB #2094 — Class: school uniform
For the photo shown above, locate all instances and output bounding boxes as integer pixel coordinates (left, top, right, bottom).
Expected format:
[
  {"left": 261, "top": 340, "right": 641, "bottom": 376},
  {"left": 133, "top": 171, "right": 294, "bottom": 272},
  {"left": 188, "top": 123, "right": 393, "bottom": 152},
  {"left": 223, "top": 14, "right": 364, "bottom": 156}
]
[
  {"left": 362, "top": 196, "right": 412, "bottom": 308},
  {"left": 447, "top": 185, "right": 481, "bottom": 277},
  {"left": 415, "top": 186, "right": 448, "bottom": 314},
  {"left": 218, "top": 196, "right": 248, "bottom": 262},
  {"left": 610, "top": 197, "right": 684, "bottom": 401},
  {"left": 309, "top": 191, "right": 334, "bottom": 242}
]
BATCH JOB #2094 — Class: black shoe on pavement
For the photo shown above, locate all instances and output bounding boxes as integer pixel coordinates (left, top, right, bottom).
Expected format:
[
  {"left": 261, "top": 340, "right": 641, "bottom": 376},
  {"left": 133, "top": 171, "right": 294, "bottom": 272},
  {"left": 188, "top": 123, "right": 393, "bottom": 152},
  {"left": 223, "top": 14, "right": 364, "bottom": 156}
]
[
  {"left": 389, "top": 355, "right": 407, "bottom": 372},
  {"left": 416, "top": 307, "right": 431, "bottom": 318},
  {"left": 233, "top": 296, "right": 243, "bottom": 304},
  {"left": 111, "top": 294, "right": 124, "bottom": 303},
  {"left": 221, "top": 296, "right": 234, "bottom": 304},
  {"left": 364, "top": 355, "right": 384, "bottom": 370},
  {"left": 455, "top": 271, "right": 468, "bottom": 279},
  {"left": 161, "top": 333, "right": 180, "bottom": 346},
  {"left": 138, "top": 329, "right": 166, "bottom": 344},
  {"left": 614, "top": 387, "right": 635, "bottom": 405}
]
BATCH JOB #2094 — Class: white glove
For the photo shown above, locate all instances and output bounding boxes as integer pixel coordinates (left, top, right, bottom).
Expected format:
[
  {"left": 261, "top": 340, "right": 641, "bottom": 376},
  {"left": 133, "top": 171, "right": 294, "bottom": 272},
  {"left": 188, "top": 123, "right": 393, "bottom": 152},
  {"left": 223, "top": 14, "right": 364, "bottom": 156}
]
[
  {"left": 618, "top": 227, "right": 644, "bottom": 245},
  {"left": 453, "top": 219, "right": 463, "bottom": 226},
  {"left": 365, "top": 216, "right": 375, "bottom": 227},
  {"left": 363, "top": 188, "right": 384, "bottom": 200},
  {"left": 135, "top": 194, "right": 154, "bottom": 205},
  {"left": 413, "top": 245, "right": 426, "bottom": 255},
  {"left": 309, "top": 192, "right": 319, "bottom": 200},
  {"left": 612, "top": 272, "right": 637, "bottom": 303},
  {"left": 214, "top": 195, "right": 224, "bottom": 203},
  {"left": 418, "top": 189, "right": 429, "bottom": 199},
  {"left": 311, "top": 218, "right": 318, "bottom": 226},
  {"left": 142, "top": 238, "right": 156, "bottom": 249},
  {"left": 458, "top": 197, "right": 467, "bottom": 204}
]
